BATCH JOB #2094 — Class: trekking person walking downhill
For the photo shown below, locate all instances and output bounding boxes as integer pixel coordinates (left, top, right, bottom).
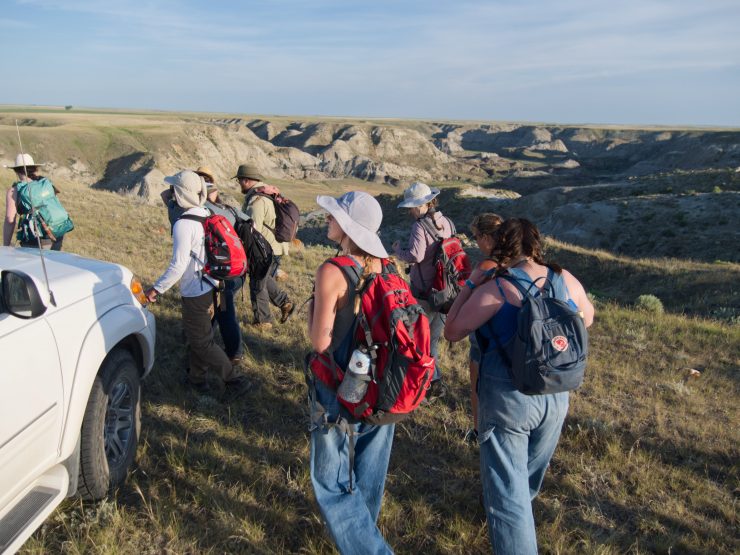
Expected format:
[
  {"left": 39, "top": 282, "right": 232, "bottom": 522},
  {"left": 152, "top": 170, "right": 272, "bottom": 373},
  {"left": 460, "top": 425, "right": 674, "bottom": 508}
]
[
  {"left": 464, "top": 212, "right": 503, "bottom": 443},
  {"left": 145, "top": 170, "right": 249, "bottom": 400},
  {"left": 3, "top": 153, "right": 73, "bottom": 250},
  {"left": 444, "top": 218, "right": 594, "bottom": 554},
  {"left": 235, "top": 164, "right": 294, "bottom": 330},
  {"left": 392, "top": 181, "right": 454, "bottom": 400},
  {"left": 308, "top": 191, "right": 396, "bottom": 555},
  {"left": 160, "top": 166, "right": 247, "bottom": 363}
]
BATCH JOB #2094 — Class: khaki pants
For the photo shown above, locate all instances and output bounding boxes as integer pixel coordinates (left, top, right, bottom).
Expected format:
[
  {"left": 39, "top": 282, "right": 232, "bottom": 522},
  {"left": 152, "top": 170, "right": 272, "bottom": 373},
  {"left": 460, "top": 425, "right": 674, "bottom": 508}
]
[{"left": 181, "top": 291, "right": 235, "bottom": 385}]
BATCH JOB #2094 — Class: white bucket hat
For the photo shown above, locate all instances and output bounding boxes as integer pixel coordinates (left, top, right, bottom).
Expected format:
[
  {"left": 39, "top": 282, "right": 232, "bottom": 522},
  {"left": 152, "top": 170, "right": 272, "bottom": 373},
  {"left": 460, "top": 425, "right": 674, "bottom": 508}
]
[
  {"left": 4, "top": 153, "right": 43, "bottom": 170},
  {"left": 316, "top": 191, "right": 389, "bottom": 259},
  {"left": 165, "top": 170, "right": 207, "bottom": 209},
  {"left": 397, "top": 181, "right": 440, "bottom": 208}
]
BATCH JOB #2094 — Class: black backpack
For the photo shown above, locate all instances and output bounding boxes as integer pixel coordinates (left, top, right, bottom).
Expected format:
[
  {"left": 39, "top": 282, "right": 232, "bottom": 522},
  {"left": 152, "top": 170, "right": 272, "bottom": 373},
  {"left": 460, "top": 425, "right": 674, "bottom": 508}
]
[
  {"left": 256, "top": 192, "right": 300, "bottom": 243},
  {"left": 492, "top": 269, "right": 588, "bottom": 395},
  {"left": 226, "top": 207, "right": 273, "bottom": 280}
]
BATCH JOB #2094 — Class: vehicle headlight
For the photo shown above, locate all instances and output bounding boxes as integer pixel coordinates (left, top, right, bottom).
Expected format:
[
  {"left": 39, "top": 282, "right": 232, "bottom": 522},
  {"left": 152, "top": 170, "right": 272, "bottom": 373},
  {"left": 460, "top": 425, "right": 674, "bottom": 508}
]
[{"left": 130, "top": 277, "right": 148, "bottom": 305}]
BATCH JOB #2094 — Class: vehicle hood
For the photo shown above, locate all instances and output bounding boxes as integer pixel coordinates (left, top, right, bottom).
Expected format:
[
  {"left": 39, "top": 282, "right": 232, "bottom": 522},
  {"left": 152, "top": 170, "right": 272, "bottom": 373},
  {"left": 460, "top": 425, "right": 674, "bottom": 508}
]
[{"left": 0, "top": 247, "right": 133, "bottom": 306}]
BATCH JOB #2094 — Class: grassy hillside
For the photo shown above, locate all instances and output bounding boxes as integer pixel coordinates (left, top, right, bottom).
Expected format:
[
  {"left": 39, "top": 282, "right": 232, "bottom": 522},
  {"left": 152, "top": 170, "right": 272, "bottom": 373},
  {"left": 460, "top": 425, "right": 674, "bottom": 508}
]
[{"left": 5, "top": 179, "right": 737, "bottom": 554}]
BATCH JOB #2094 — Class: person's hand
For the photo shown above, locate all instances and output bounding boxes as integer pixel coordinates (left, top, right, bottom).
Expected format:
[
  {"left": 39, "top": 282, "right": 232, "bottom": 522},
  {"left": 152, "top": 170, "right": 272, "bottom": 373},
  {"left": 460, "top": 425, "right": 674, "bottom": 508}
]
[{"left": 144, "top": 288, "right": 159, "bottom": 303}]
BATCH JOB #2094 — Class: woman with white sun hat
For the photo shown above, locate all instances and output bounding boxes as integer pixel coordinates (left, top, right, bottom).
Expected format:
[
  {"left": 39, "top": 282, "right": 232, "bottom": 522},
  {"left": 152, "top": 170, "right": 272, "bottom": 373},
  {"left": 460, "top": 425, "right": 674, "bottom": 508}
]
[
  {"left": 392, "top": 181, "right": 455, "bottom": 400},
  {"left": 307, "top": 191, "right": 395, "bottom": 554}
]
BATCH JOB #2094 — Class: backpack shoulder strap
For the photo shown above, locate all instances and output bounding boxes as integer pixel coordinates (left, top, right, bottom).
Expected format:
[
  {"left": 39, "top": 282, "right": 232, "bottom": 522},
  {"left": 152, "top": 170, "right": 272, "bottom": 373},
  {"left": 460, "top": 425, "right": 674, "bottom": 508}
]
[
  {"left": 445, "top": 215, "right": 456, "bottom": 235},
  {"left": 179, "top": 214, "right": 206, "bottom": 224},
  {"left": 327, "top": 255, "right": 362, "bottom": 288},
  {"left": 418, "top": 215, "right": 442, "bottom": 241}
]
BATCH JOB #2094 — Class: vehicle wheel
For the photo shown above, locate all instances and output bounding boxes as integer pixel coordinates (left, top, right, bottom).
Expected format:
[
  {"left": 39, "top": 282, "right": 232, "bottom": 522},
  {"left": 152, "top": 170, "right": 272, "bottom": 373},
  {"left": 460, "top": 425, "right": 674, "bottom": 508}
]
[{"left": 78, "top": 348, "right": 141, "bottom": 500}]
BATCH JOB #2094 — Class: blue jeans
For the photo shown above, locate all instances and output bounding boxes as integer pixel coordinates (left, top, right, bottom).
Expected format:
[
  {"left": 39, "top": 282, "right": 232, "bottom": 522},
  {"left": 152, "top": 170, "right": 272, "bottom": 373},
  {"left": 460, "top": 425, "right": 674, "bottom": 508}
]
[
  {"left": 310, "top": 380, "right": 395, "bottom": 555},
  {"left": 213, "top": 277, "right": 244, "bottom": 359},
  {"left": 477, "top": 353, "right": 569, "bottom": 555}
]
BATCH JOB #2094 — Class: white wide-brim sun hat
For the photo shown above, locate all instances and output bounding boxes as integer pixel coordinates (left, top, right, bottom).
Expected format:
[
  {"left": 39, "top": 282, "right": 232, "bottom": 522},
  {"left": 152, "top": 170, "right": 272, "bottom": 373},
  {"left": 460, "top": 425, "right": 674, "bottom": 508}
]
[
  {"left": 4, "top": 153, "right": 43, "bottom": 170},
  {"left": 397, "top": 181, "right": 440, "bottom": 208},
  {"left": 316, "top": 191, "right": 389, "bottom": 259}
]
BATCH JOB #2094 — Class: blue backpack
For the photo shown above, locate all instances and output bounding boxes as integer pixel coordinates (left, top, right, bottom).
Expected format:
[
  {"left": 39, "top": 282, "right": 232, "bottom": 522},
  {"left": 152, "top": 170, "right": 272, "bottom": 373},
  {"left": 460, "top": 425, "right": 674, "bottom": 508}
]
[
  {"left": 492, "top": 268, "right": 588, "bottom": 395},
  {"left": 15, "top": 178, "right": 74, "bottom": 243}
]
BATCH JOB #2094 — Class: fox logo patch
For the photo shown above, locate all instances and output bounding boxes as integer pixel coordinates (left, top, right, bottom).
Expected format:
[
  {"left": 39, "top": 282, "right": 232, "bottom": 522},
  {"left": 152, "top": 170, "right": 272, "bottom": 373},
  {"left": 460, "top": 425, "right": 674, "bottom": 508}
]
[{"left": 551, "top": 335, "right": 569, "bottom": 352}]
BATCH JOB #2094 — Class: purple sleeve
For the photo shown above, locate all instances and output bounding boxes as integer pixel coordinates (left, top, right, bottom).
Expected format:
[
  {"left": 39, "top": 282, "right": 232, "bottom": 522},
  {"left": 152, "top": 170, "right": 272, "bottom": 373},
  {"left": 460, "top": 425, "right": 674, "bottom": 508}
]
[{"left": 395, "top": 221, "right": 428, "bottom": 263}]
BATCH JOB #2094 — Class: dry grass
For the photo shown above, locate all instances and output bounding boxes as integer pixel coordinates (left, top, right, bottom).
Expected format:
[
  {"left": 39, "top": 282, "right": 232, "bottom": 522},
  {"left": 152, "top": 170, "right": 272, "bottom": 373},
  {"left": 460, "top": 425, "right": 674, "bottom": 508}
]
[{"left": 4, "top": 175, "right": 738, "bottom": 554}]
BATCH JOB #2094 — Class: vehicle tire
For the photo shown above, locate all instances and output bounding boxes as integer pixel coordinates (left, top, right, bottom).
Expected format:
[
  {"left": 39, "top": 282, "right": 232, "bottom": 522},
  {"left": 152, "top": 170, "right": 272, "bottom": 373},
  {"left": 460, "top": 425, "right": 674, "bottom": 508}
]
[{"left": 78, "top": 348, "right": 141, "bottom": 500}]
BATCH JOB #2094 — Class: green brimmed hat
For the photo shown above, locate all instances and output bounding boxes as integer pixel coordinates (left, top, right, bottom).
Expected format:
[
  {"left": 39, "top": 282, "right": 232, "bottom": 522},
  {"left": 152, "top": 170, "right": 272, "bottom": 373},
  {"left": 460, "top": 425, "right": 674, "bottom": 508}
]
[{"left": 233, "top": 164, "right": 263, "bottom": 181}]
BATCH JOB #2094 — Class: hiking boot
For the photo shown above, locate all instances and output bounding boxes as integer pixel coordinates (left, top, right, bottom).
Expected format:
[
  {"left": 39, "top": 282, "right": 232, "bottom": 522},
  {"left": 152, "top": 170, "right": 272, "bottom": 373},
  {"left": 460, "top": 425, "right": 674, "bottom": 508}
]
[
  {"left": 223, "top": 375, "right": 251, "bottom": 401},
  {"left": 250, "top": 321, "right": 273, "bottom": 331},
  {"left": 185, "top": 377, "right": 210, "bottom": 395},
  {"left": 427, "top": 379, "right": 448, "bottom": 401},
  {"left": 279, "top": 301, "right": 295, "bottom": 324}
]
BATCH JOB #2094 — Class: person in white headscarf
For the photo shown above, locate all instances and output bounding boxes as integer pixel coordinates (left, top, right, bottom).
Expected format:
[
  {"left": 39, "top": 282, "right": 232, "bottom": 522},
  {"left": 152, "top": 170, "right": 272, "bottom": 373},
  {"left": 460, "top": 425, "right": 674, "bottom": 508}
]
[{"left": 145, "top": 170, "right": 249, "bottom": 400}]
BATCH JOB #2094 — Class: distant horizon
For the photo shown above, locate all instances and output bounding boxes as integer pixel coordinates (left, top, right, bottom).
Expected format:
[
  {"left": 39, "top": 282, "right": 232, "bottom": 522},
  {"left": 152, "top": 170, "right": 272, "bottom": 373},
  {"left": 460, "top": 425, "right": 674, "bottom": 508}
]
[
  {"left": 4, "top": 103, "right": 740, "bottom": 131},
  {"left": 1, "top": 0, "right": 739, "bottom": 127}
]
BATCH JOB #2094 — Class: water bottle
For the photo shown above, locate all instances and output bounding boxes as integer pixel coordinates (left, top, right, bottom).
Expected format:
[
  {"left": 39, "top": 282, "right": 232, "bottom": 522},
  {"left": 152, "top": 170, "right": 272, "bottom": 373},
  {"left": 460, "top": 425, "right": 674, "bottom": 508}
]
[{"left": 338, "top": 348, "right": 372, "bottom": 403}]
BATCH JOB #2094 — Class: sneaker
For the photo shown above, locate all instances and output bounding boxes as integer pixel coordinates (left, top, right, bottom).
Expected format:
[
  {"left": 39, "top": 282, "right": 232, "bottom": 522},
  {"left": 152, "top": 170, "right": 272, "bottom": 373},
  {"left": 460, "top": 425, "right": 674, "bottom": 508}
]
[
  {"left": 223, "top": 375, "right": 251, "bottom": 401},
  {"left": 427, "top": 379, "right": 448, "bottom": 401},
  {"left": 279, "top": 301, "right": 295, "bottom": 324}
]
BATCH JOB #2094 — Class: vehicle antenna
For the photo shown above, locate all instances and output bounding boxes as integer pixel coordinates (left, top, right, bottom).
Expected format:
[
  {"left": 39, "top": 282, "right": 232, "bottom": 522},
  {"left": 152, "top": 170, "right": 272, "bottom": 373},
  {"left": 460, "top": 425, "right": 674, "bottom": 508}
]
[{"left": 15, "top": 119, "right": 56, "bottom": 306}]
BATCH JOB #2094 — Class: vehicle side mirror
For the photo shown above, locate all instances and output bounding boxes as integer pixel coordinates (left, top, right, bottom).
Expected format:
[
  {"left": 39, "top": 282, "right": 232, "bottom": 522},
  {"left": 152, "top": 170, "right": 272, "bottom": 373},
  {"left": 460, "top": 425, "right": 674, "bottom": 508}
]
[{"left": 1, "top": 270, "right": 47, "bottom": 319}]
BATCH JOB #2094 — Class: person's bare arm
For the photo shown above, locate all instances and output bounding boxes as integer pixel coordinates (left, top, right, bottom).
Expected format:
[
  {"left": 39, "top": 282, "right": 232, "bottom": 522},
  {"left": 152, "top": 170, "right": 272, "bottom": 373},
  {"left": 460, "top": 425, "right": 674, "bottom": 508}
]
[
  {"left": 309, "top": 262, "right": 346, "bottom": 353},
  {"left": 445, "top": 278, "right": 504, "bottom": 342},
  {"left": 562, "top": 269, "right": 595, "bottom": 327},
  {"left": 3, "top": 187, "right": 17, "bottom": 246}
]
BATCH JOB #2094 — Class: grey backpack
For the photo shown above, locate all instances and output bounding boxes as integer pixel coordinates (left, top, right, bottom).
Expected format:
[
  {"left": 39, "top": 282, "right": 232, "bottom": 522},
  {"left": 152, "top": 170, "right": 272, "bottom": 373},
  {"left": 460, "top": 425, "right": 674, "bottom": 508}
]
[{"left": 493, "top": 269, "right": 588, "bottom": 395}]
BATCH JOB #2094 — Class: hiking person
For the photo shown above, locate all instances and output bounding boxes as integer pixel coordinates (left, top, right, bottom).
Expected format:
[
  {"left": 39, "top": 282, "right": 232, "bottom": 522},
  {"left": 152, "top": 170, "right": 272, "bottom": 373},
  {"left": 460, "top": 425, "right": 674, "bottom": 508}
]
[
  {"left": 444, "top": 218, "right": 594, "bottom": 554},
  {"left": 235, "top": 164, "right": 294, "bottom": 330},
  {"left": 392, "top": 181, "right": 454, "bottom": 400},
  {"left": 145, "top": 170, "right": 249, "bottom": 399},
  {"left": 307, "top": 191, "right": 396, "bottom": 555},
  {"left": 464, "top": 212, "right": 503, "bottom": 443},
  {"left": 3, "top": 153, "right": 73, "bottom": 250},
  {"left": 160, "top": 166, "right": 247, "bottom": 363}
]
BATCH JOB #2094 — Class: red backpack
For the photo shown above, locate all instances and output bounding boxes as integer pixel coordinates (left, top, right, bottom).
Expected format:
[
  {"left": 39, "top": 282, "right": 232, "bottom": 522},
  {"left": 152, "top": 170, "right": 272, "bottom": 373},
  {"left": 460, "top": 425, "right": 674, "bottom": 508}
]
[
  {"left": 419, "top": 216, "right": 472, "bottom": 313},
  {"left": 308, "top": 256, "right": 435, "bottom": 425},
  {"left": 180, "top": 213, "right": 248, "bottom": 280}
]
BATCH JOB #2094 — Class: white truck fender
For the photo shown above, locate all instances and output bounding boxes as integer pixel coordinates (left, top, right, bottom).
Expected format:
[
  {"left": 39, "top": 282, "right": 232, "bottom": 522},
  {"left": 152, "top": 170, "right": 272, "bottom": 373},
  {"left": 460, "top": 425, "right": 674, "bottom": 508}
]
[{"left": 58, "top": 303, "right": 155, "bottom": 458}]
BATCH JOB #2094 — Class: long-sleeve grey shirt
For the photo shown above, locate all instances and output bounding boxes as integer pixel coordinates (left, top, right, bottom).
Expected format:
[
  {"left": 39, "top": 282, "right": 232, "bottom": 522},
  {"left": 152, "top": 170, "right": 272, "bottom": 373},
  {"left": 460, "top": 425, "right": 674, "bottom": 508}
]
[{"left": 394, "top": 211, "right": 454, "bottom": 296}]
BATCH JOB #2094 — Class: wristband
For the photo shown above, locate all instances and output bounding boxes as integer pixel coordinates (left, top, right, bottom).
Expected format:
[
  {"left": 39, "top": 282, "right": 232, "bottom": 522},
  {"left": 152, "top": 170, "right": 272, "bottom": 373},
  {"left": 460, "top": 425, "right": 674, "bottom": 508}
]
[{"left": 465, "top": 279, "right": 476, "bottom": 290}]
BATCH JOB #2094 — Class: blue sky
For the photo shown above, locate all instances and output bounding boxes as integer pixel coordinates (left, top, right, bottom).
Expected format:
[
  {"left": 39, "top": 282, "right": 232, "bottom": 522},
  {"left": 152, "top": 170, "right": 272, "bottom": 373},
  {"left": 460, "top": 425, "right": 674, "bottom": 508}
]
[{"left": 1, "top": 0, "right": 739, "bottom": 126}]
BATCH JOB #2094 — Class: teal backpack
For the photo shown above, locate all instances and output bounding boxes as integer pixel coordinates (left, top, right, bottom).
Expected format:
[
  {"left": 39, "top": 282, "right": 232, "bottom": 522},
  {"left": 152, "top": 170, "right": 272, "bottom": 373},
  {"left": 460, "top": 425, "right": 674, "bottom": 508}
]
[{"left": 15, "top": 178, "right": 74, "bottom": 243}]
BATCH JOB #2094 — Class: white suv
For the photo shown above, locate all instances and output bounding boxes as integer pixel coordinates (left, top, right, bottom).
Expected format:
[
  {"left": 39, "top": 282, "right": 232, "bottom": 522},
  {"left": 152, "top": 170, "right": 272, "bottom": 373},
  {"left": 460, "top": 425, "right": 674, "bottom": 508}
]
[{"left": 0, "top": 247, "right": 156, "bottom": 554}]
